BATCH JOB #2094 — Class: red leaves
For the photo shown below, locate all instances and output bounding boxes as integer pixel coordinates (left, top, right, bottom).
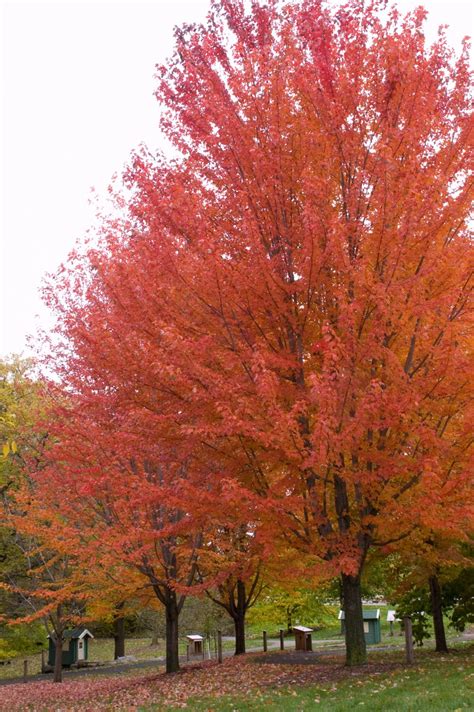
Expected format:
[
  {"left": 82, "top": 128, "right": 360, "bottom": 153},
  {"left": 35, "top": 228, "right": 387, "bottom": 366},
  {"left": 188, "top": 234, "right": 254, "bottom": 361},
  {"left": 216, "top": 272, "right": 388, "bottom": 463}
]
[{"left": 27, "top": 0, "right": 473, "bottom": 645}]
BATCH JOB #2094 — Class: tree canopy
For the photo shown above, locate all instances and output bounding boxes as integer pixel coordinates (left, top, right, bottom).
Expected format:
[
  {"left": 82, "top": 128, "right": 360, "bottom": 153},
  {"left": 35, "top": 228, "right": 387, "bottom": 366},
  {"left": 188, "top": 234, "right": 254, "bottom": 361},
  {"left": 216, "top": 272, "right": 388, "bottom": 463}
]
[{"left": 14, "top": 0, "right": 474, "bottom": 672}]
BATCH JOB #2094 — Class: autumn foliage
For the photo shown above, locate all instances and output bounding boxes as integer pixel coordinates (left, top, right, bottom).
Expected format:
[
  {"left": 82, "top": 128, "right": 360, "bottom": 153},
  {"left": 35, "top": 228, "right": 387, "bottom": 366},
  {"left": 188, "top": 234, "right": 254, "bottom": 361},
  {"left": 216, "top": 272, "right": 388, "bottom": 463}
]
[{"left": 12, "top": 0, "right": 473, "bottom": 673}]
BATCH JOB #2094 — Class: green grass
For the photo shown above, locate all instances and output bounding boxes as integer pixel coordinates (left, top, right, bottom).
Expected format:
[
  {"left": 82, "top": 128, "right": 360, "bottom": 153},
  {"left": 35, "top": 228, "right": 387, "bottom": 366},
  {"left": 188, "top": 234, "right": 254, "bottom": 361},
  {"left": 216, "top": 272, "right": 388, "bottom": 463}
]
[
  {"left": 0, "top": 638, "right": 161, "bottom": 681},
  {"left": 154, "top": 646, "right": 474, "bottom": 711},
  {"left": 0, "top": 650, "right": 45, "bottom": 680}
]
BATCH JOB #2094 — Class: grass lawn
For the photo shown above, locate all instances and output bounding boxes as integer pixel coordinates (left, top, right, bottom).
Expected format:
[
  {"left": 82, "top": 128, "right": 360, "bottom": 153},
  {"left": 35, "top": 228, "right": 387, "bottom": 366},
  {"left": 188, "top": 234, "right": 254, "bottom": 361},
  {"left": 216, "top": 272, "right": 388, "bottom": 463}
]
[
  {"left": 2, "top": 641, "right": 472, "bottom": 711},
  {"left": 160, "top": 647, "right": 474, "bottom": 711},
  {"left": 0, "top": 638, "right": 162, "bottom": 682}
]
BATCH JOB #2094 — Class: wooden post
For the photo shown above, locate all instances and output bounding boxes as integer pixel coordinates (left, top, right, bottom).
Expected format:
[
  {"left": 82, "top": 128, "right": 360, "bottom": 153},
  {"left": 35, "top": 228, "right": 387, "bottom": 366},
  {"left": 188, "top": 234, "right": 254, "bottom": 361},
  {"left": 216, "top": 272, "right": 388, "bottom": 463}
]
[
  {"left": 263, "top": 630, "right": 267, "bottom": 652},
  {"left": 217, "top": 630, "right": 223, "bottom": 663},
  {"left": 404, "top": 617, "right": 414, "bottom": 664},
  {"left": 279, "top": 629, "right": 284, "bottom": 650},
  {"left": 186, "top": 644, "right": 190, "bottom": 662},
  {"left": 23, "top": 659, "right": 28, "bottom": 682},
  {"left": 389, "top": 620, "right": 394, "bottom": 637}
]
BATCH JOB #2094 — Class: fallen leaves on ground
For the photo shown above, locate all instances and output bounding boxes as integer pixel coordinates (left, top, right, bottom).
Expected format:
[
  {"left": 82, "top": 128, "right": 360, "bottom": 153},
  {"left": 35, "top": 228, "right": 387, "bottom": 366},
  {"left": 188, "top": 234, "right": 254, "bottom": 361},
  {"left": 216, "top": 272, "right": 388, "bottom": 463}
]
[{"left": 0, "top": 653, "right": 401, "bottom": 711}]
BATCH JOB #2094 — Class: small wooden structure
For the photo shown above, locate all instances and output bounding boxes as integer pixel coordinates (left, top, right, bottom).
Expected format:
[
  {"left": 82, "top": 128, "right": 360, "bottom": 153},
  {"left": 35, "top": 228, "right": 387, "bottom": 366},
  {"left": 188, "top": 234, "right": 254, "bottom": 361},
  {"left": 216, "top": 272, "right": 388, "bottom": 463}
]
[
  {"left": 363, "top": 609, "right": 381, "bottom": 643},
  {"left": 48, "top": 628, "right": 94, "bottom": 667},
  {"left": 338, "top": 609, "right": 381, "bottom": 644},
  {"left": 186, "top": 634, "right": 204, "bottom": 655},
  {"left": 293, "top": 625, "right": 313, "bottom": 651}
]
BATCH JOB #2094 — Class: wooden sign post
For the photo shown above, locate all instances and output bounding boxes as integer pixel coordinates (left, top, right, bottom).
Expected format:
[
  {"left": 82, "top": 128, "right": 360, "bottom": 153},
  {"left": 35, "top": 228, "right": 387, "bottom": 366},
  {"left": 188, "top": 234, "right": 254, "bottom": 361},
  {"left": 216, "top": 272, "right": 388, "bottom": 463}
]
[
  {"left": 404, "top": 617, "right": 414, "bottom": 664},
  {"left": 279, "top": 629, "right": 284, "bottom": 650},
  {"left": 263, "top": 630, "right": 267, "bottom": 652},
  {"left": 217, "top": 630, "right": 223, "bottom": 663}
]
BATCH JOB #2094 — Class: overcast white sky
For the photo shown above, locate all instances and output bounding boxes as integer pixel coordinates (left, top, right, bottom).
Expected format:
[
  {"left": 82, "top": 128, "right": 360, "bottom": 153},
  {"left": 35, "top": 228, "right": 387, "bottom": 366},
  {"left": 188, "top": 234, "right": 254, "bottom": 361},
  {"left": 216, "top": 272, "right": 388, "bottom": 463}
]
[{"left": 1, "top": 0, "right": 473, "bottom": 358}]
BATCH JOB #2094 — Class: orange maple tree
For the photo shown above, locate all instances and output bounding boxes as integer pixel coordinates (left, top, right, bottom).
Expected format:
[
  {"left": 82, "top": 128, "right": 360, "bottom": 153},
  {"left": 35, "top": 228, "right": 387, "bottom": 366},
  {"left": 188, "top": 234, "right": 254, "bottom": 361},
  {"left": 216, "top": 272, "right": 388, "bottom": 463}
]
[{"left": 39, "top": 0, "right": 473, "bottom": 668}]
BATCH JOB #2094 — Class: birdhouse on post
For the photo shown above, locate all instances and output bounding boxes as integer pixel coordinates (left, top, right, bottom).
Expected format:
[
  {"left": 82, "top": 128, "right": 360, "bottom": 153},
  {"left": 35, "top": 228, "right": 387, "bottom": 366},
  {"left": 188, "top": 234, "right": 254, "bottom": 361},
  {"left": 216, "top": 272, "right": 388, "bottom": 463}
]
[
  {"left": 186, "top": 634, "right": 204, "bottom": 655},
  {"left": 293, "top": 625, "right": 313, "bottom": 651}
]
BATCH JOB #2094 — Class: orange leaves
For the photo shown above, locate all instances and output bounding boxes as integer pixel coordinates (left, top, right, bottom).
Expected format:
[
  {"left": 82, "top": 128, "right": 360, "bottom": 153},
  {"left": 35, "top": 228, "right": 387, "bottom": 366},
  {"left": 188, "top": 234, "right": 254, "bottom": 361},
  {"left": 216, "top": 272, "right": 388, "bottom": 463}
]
[{"left": 25, "top": 0, "right": 472, "bottom": 648}]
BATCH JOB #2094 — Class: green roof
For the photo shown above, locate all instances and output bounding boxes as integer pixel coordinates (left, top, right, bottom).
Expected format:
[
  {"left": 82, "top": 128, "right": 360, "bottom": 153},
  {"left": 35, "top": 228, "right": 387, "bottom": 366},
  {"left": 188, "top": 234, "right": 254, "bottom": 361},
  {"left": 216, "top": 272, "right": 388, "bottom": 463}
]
[
  {"left": 48, "top": 627, "right": 93, "bottom": 640},
  {"left": 362, "top": 609, "right": 380, "bottom": 620},
  {"left": 338, "top": 609, "right": 380, "bottom": 621}
]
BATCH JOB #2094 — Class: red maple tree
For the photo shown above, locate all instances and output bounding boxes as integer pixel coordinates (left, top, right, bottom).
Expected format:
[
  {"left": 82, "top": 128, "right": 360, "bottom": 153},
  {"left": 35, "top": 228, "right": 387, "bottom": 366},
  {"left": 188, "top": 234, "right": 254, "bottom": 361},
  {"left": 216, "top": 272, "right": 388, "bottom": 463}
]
[{"left": 40, "top": 0, "right": 473, "bottom": 667}]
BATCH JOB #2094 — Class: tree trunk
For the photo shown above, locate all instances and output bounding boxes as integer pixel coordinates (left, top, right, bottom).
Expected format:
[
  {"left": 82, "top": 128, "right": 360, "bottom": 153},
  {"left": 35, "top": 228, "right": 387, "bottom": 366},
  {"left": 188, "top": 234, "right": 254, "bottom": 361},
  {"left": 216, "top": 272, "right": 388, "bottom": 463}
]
[
  {"left": 53, "top": 635, "right": 63, "bottom": 683},
  {"left": 233, "top": 579, "right": 246, "bottom": 655},
  {"left": 113, "top": 614, "right": 125, "bottom": 659},
  {"left": 234, "top": 611, "right": 246, "bottom": 655},
  {"left": 341, "top": 572, "right": 367, "bottom": 666},
  {"left": 165, "top": 593, "right": 180, "bottom": 673},
  {"left": 429, "top": 574, "right": 448, "bottom": 653}
]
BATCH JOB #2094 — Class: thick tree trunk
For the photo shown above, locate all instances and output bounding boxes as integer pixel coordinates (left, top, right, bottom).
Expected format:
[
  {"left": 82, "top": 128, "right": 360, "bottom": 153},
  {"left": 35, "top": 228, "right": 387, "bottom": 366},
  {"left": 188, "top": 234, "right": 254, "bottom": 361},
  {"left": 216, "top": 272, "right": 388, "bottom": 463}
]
[
  {"left": 341, "top": 573, "right": 367, "bottom": 666},
  {"left": 165, "top": 594, "right": 180, "bottom": 673},
  {"left": 53, "top": 635, "right": 63, "bottom": 683},
  {"left": 234, "top": 613, "right": 246, "bottom": 654},
  {"left": 233, "top": 579, "right": 246, "bottom": 655},
  {"left": 113, "top": 614, "right": 125, "bottom": 659},
  {"left": 429, "top": 574, "right": 448, "bottom": 653}
]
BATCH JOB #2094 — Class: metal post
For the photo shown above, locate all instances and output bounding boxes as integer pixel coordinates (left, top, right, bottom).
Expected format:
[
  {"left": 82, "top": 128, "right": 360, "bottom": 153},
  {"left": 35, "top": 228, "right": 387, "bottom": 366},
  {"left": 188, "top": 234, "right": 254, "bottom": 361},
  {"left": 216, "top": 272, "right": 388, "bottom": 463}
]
[
  {"left": 263, "top": 630, "right": 267, "bottom": 652},
  {"left": 404, "top": 617, "right": 414, "bottom": 664},
  {"left": 217, "top": 630, "right": 223, "bottom": 663},
  {"left": 279, "top": 629, "right": 284, "bottom": 650}
]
